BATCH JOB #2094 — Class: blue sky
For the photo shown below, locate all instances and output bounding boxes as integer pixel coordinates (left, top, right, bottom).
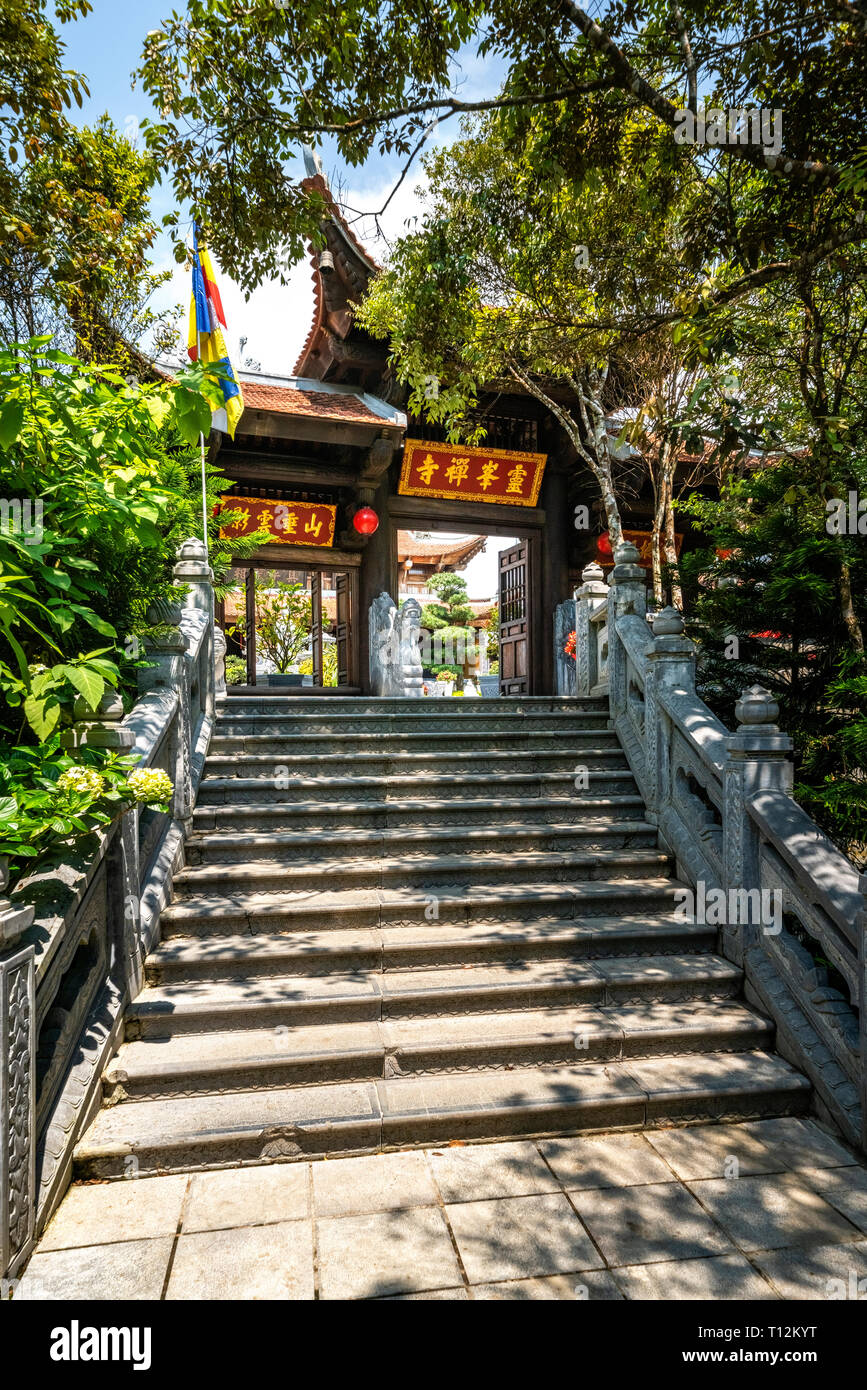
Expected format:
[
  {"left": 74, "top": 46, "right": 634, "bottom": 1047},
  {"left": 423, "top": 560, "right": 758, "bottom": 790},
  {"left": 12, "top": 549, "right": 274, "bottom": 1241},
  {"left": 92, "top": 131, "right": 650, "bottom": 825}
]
[{"left": 55, "top": 2, "right": 503, "bottom": 377}]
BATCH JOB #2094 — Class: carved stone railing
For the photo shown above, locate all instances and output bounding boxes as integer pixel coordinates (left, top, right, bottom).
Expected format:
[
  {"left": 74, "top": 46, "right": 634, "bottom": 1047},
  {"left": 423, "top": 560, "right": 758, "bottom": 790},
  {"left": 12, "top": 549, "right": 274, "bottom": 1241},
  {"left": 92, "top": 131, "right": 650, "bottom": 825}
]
[
  {"left": 1, "top": 538, "right": 218, "bottom": 1280},
  {"left": 579, "top": 540, "right": 867, "bottom": 1151}
]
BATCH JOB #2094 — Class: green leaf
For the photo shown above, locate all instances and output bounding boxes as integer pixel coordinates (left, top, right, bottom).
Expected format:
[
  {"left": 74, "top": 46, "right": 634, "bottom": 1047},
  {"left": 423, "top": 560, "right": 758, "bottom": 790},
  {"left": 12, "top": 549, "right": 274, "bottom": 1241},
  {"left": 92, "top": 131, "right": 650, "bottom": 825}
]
[
  {"left": 23, "top": 695, "right": 61, "bottom": 740},
  {"left": 0, "top": 399, "right": 25, "bottom": 447},
  {"left": 63, "top": 665, "right": 105, "bottom": 709}
]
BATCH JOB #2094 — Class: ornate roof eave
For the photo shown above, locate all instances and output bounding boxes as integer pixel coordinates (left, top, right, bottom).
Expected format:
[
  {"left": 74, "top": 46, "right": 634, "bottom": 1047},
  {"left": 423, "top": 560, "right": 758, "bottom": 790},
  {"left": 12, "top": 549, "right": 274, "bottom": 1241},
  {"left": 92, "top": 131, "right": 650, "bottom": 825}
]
[{"left": 293, "top": 168, "right": 384, "bottom": 378}]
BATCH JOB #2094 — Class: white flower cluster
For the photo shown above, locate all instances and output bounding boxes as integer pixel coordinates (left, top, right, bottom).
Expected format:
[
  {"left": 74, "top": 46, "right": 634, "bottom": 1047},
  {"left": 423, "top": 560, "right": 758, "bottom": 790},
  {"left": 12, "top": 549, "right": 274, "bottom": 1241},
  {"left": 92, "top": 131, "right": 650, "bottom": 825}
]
[
  {"left": 57, "top": 767, "right": 105, "bottom": 798},
  {"left": 127, "top": 768, "right": 174, "bottom": 804}
]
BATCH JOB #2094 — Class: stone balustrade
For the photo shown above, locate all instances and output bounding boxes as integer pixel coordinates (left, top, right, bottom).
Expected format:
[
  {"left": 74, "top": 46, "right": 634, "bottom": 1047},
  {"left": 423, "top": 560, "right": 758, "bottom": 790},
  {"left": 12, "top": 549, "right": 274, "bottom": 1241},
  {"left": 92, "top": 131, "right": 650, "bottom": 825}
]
[
  {"left": 575, "top": 541, "right": 867, "bottom": 1151},
  {"left": 0, "top": 539, "right": 220, "bottom": 1281}
]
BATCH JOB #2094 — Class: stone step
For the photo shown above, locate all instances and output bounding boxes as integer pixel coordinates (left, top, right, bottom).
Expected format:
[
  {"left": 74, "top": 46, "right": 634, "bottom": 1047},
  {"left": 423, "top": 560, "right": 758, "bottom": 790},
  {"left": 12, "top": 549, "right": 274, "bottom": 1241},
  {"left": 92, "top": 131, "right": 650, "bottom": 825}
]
[
  {"left": 144, "top": 915, "right": 714, "bottom": 985},
  {"left": 75, "top": 1050, "right": 810, "bottom": 1177},
  {"left": 158, "top": 876, "right": 682, "bottom": 936},
  {"left": 103, "top": 1001, "right": 775, "bottom": 1101},
  {"left": 184, "top": 819, "right": 660, "bottom": 865},
  {"left": 203, "top": 747, "right": 629, "bottom": 779},
  {"left": 126, "top": 951, "right": 742, "bottom": 1038},
  {"left": 209, "top": 728, "right": 623, "bottom": 757},
  {"left": 195, "top": 769, "right": 638, "bottom": 806},
  {"left": 171, "top": 847, "right": 673, "bottom": 899},
  {"left": 215, "top": 695, "right": 607, "bottom": 718},
  {"left": 192, "top": 793, "right": 649, "bottom": 833},
  {"left": 214, "top": 712, "right": 612, "bottom": 737}
]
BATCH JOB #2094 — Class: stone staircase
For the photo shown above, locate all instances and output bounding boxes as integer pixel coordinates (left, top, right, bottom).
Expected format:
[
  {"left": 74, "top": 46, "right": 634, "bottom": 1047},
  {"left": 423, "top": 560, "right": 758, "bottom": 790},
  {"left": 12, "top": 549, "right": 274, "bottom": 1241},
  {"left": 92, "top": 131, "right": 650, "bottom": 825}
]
[{"left": 74, "top": 696, "right": 810, "bottom": 1179}]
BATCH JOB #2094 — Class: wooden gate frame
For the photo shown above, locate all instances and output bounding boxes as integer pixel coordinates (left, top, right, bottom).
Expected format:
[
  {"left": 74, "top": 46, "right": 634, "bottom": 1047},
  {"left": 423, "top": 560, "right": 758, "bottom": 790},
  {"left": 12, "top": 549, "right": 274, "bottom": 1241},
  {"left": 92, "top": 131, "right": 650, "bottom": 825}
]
[
  {"left": 237, "top": 557, "right": 360, "bottom": 691},
  {"left": 387, "top": 496, "right": 544, "bottom": 695}
]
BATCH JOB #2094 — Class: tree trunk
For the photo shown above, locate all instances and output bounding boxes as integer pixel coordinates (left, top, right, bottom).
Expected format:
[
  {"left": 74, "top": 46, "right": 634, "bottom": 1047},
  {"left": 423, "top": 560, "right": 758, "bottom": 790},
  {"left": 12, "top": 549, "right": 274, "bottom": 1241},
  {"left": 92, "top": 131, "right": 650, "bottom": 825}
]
[{"left": 663, "top": 481, "right": 683, "bottom": 610}]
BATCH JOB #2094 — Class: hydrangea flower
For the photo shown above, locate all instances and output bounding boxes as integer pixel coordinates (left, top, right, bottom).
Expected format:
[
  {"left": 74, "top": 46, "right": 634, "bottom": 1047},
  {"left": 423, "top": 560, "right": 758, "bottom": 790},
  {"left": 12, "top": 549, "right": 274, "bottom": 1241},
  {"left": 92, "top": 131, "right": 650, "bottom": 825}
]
[
  {"left": 57, "top": 766, "right": 105, "bottom": 798},
  {"left": 127, "top": 768, "right": 174, "bottom": 804}
]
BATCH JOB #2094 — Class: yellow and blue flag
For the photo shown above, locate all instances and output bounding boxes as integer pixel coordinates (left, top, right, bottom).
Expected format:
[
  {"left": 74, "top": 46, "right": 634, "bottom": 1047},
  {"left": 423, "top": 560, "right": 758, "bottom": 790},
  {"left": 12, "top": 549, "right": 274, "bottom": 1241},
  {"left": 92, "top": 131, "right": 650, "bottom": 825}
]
[{"left": 187, "top": 227, "right": 244, "bottom": 439}]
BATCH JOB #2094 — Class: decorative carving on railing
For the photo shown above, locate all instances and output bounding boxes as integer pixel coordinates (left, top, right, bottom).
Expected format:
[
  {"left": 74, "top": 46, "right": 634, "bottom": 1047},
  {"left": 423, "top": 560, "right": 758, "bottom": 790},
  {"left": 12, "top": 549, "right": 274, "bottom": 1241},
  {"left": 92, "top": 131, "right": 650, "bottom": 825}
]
[
  {"left": 1, "top": 538, "right": 217, "bottom": 1279},
  {"left": 575, "top": 545, "right": 867, "bottom": 1152}
]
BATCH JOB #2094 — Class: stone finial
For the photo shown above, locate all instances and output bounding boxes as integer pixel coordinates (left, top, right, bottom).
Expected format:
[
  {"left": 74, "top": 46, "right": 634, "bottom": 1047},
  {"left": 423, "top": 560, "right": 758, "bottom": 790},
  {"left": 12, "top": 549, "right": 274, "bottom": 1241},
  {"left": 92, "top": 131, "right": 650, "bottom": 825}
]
[
  {"left": 64, "top": 689, "right": 134, "bottom": 750},
  {"left": 613, "top": 540, "right": 641, "bottom": 566},
  {"left": 173, "top": 537, "right": 212, "bottom": 586},
  {"left": 735, "top": 684, "right": 780, "bottom": 729},
  {"left": 581, "top": 561, "right": 605, "bottom": 585},
  {"left": 178, "top": 537, "right": 207, "bottom": 563},
  {"left": 652, "top": 606, "right": 685, "bottom": 637},
  {"left": 145, "top": 596, "right": 183, "bottom": 627}
]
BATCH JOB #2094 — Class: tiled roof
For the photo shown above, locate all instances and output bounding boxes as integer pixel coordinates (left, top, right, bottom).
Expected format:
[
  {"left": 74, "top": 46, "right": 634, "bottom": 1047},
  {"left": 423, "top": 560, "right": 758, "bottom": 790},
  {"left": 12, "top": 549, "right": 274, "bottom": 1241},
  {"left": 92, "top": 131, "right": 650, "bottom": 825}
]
[
  {"left": 241, "top": 380, "right": 387, "bottom": 427},
  {"left": 397, "top": 533, "right": 487, "bottom": 567}
]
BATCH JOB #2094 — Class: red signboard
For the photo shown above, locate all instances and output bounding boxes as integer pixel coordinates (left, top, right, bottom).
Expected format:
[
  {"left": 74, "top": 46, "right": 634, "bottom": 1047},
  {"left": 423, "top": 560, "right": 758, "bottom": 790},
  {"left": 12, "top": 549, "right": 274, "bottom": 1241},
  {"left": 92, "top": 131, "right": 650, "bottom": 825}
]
[
  {"left": 218, "top": 496, "right": 337, "bottom": 547},
  {"left": 399, "top": 439, "right": 547, "bottom": 507}
]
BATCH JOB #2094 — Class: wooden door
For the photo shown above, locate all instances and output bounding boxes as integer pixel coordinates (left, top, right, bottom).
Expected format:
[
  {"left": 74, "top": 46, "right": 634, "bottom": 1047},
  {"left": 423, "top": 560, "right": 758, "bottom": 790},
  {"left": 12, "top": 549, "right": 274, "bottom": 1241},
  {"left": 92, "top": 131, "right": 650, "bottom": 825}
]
[
  {"left": 499, "top": 541, "right": 530, "bottom": 695},
  {"left": 245, "top": 567, "right": 256, "bottom": 687},
  {"left": 310, "top": 571, "right": 324, "bottom": 686},
  {"left": 335, "top": 571, "right": 351, "bottom": 687}
]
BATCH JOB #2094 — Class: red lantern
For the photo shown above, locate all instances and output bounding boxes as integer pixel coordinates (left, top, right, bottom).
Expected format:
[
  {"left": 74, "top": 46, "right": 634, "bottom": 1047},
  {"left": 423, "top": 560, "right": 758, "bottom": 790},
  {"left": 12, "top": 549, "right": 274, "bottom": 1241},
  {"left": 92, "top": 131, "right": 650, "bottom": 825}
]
[
  {"left": 352, "top": 506, "right": 379, "bottom": 536},
  {"left": 596, "top": 530, "right": 612, "bottom": 558}
]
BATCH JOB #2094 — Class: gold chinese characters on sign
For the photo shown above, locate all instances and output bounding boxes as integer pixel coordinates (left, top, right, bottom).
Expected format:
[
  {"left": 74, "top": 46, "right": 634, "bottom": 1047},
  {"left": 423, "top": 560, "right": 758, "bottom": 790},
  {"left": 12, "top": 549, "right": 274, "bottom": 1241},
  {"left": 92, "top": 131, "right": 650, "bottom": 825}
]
[
  {"left": 398, "top": 440, "right": 547, "bottom": 507},
  {"left": 218, "top": 496, "right": 337, "bottom": 548}
]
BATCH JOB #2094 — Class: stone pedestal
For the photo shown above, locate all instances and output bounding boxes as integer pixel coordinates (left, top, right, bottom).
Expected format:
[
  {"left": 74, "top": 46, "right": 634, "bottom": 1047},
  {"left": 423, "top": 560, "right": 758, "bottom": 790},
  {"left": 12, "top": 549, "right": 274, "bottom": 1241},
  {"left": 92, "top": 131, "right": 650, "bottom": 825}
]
[
  {"left": 643, "top": 607, "right": 695, "bottom": 819},
  {"left": 0, "top": 856, "right": 35, "bottom": 1280},
  {"left": 723, "top": 686, "right": 793, "bottom": 964},
  {"left": 608, "top": 542, "right": 647, "bottom": 723},
  {"left": 574, "top": 562, "right": 608, "bottom": 696}
]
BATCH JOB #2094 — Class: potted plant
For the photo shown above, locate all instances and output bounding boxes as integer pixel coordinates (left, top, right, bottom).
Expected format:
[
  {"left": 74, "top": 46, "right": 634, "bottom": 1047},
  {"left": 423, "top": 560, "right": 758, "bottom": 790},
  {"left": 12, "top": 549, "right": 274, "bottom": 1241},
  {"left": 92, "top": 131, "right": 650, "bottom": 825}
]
[{"left": 254, "top": 575, "right": 312, "bottom": 685}]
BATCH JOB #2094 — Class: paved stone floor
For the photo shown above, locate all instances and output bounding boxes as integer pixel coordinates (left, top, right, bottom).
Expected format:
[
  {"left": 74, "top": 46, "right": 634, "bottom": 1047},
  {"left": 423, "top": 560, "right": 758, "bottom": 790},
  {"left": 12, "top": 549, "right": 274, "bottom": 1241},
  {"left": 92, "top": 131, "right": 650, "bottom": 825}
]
[{"left": 14, "top": 1116, "right": 867, "bottom": 1300}]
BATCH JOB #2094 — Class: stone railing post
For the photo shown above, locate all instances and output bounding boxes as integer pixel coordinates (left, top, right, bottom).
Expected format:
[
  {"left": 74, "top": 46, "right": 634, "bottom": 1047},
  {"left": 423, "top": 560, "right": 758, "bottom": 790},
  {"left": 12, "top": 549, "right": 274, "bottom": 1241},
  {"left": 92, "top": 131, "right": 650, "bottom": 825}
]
[
  {"left": 574, "top": 562, "right": 607, "bottom": 696},
  {"left": 608, "top": 541, "right": 647, "bottom": 724},
  {"left": 722, "top": 685, "right": 793, "bottom": 965},
  {"left": 64, "top": 692, "right": 143, "bottom": 999},
  {"left": 138, "top": 597, "right": 193, "bottom": 835},
  {"left": 643, "top": 606, "right": 696, "bottom": 822},
  {"left": 1, "top": 855, "right": 36, "bottom": 1281},
  {"left": 857, "top": 875, "right": 867, "bottom": 1154},
  {"left": 174, "top": 537, "right": 216, "bottom": 723}
]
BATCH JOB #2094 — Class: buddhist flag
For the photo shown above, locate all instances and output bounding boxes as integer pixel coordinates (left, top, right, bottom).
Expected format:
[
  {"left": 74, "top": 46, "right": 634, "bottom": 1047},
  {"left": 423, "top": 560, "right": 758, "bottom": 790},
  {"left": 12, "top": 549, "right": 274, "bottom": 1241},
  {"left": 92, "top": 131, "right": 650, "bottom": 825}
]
[{"left": 187, "top": 227, "right": 244, "bottom": 439}]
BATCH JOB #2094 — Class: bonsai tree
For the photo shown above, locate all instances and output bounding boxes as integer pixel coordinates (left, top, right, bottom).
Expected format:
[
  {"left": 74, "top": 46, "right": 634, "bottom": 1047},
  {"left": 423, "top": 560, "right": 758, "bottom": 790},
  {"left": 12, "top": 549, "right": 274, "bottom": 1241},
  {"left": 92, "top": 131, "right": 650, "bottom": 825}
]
[
  {"left": 254, "top": 575, "right": 311, "bottom": 673},
  {"left": 421, "top": 572, "right": 477, "bottom": 684}
]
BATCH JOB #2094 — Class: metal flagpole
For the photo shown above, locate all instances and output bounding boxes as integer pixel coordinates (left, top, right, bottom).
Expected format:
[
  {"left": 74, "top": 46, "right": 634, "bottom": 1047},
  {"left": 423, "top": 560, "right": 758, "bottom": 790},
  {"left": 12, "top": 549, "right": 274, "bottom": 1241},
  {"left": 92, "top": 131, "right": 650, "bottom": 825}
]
[{"left": 199, "top": 430, "right": 209, "bottom": 564}]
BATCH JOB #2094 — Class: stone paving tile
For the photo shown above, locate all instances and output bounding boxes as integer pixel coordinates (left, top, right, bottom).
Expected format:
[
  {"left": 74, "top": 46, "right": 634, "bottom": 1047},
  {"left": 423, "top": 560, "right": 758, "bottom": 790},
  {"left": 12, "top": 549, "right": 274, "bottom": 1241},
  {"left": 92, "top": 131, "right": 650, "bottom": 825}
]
[
  {"left": 688, "top": 1172, "right": 863, "bottom": 1252},
  {"left": 800, "top": 1165, "right": 867, "bottom": 1235},
  {"left": 612, "top": 1253, "right": 778, "bottom": 1300},
  {"left": 317, "top": 1206, "right": 462, "bottom": 1299},
  {"left": 645, "top": 1124, "right": 786, "bottom": 1181},
  {"left": 446, "top": 1192, "right": 603, "bottom": 1283},
  {"left": 751, "top": 1239, "right": 867, "bottom": 1300},
  {"left": 539, "top": 1132, "right": 673, "bottom": 1189},
  {"left": 312, "top": 1150, "right": 437, "bottom": 1217},
  {"left": 572, "top": 1181, "right": 734, "bottom": 1266},
  {"left": 39, "top": 1175, "right": 189, "bottom": 1250},
  {"left": 742, "top": 1118, "right": 858, "bottom": 1172},
  {"left": 17, "top": 1237, "right": 173, "bottom": 1300},
  {"left": 427, "top": 1141, "right": 559, "bottom": 1202},
  {"left": 167, "top": 1221, "right": 314, "bottom": 1299},
  {"left": 472, "top": 1270, "right": 624, "bottom": 1300},
  {"left": 184, "top": 1162, "right": 310, "bottom": 1232}
]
